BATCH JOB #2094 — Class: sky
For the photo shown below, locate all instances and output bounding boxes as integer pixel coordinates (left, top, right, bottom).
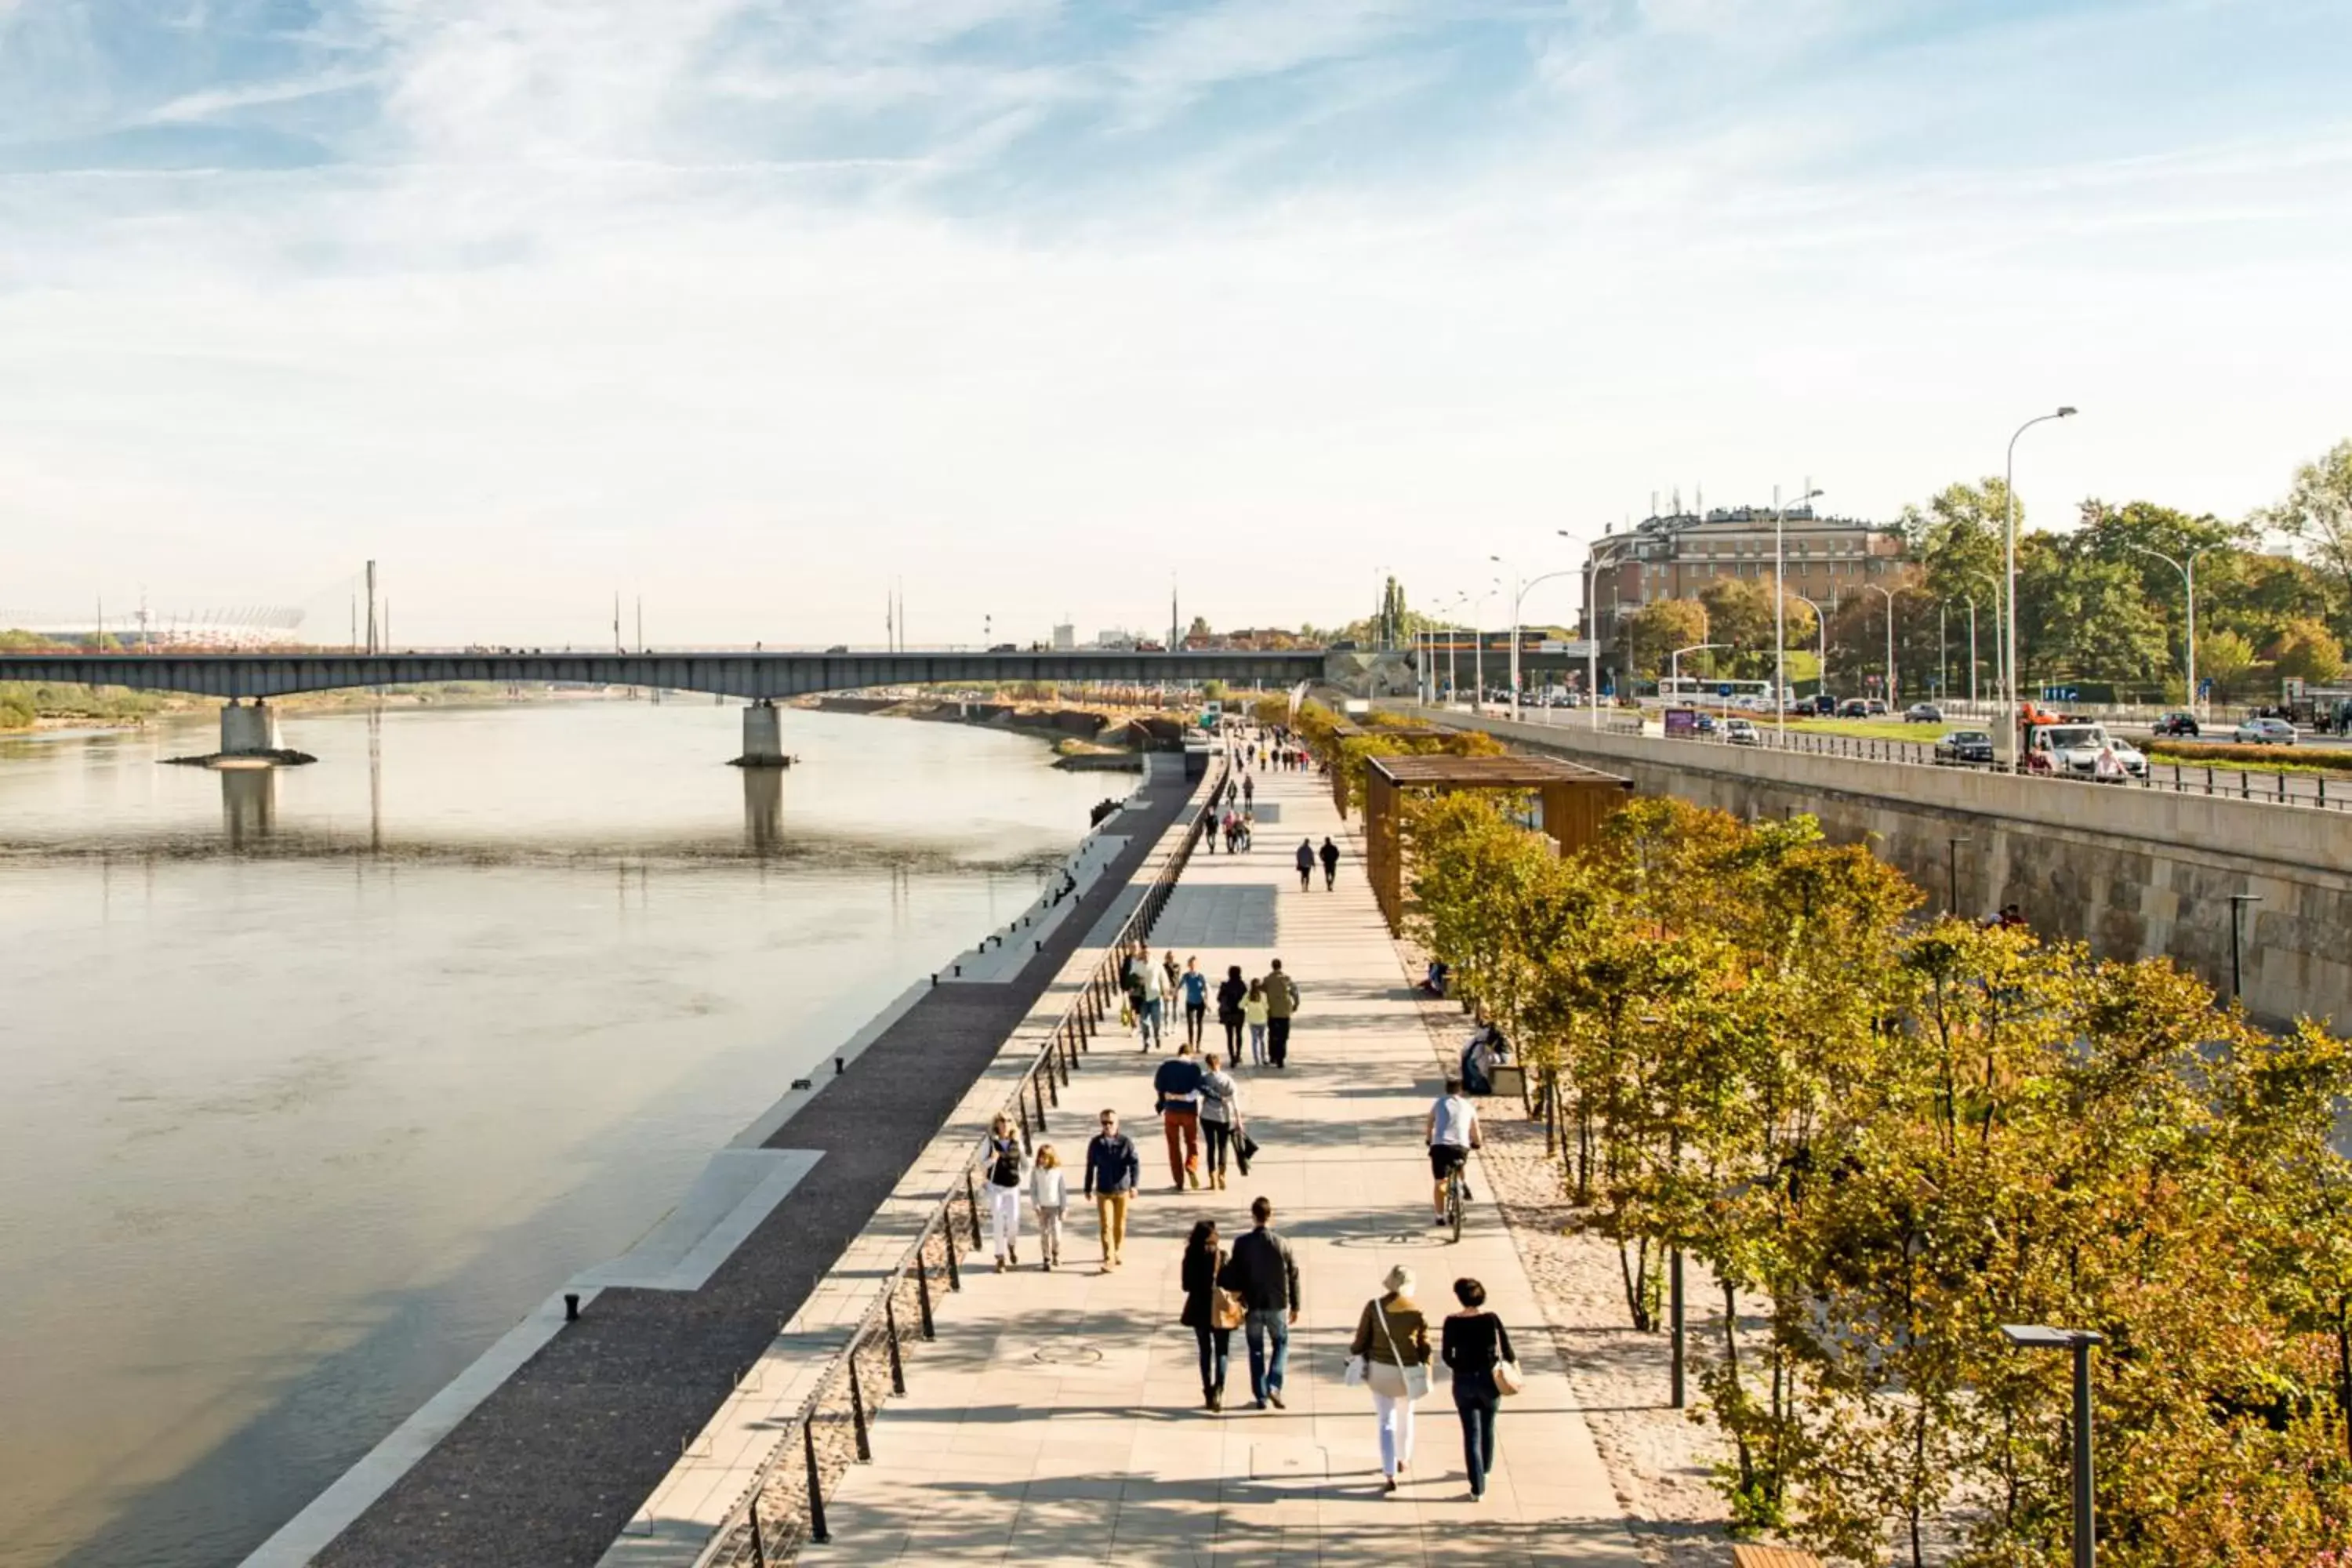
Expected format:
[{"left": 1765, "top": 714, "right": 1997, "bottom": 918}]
[{"left": 2, "top": 0, "right": 2348, "bottom": 646}]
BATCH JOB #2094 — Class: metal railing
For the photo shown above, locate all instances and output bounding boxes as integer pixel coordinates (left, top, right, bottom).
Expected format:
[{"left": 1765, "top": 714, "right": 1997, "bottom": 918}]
[{"left": 692, "top": 757, "right": 1229, "bottom": 1568}]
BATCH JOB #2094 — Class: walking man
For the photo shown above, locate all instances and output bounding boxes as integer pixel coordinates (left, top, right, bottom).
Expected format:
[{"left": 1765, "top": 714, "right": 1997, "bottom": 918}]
[
  {"left": 1319, "top": 835, "right": 1340, "bottom": 891},
  {"left": 1426, "top": 1076, "right": 1480, "bottom": 1225},
  {"left": 1154, "top": 1044, "right": 1205, "bottom": 1190},
  {"left": 1218, "top": 1196, "right": 1301, "bottom": 1410},
  {"left": 1138, "top": 954, "right": 1166, "bottom": 1051},
  {"left": 1083, "top": 1109, "right": 1142, "bottom": 1271},
  {"left": 1261, "top": 958, "right": 1300, "bottom": 1068},
  {"left": 1295, "top": 837, "right": 1315, "bottom": 891}
]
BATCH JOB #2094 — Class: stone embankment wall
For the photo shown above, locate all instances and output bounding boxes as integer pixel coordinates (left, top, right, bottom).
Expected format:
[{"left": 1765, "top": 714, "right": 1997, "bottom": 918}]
[{"left": 1422, "top": 710, "right": 2351, "bottom": 1027}]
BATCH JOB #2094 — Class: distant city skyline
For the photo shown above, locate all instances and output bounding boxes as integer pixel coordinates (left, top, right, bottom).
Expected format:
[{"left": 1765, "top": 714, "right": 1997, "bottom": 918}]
[{"left": 3, "top": 0, "right": 2348, "bottom": 645}]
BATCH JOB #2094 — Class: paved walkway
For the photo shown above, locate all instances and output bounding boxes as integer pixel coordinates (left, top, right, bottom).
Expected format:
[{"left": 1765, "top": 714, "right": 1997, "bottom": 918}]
[{"left": 800, "top": 760, "right": 1640, "bottom": 1566}]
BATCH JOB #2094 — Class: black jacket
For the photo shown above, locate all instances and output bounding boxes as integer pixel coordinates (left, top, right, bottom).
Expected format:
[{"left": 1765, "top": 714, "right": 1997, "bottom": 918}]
[
  {"left": 1218, "top": 1225, "right": 1300, "bottom": 1312},
  {"left": 1180, "top": 1244, "right": 1225, "bottom": 1329},
  {"left": 1214, "top": 976, "right": 1247, "bottom": 1022}
]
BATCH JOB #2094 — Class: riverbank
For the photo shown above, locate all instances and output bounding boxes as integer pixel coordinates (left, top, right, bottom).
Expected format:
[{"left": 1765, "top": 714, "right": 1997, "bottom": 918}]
[{"left": 254, "top": 760, "right": 1201, "bottom": 1568}]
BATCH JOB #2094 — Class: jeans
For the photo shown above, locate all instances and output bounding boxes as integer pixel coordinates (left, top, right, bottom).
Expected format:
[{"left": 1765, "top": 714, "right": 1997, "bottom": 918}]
[
  {"left": 1248, "top": 1022, "right": 1267, "bottom": 1064},
  {"left": 1373, "top": 1388, "right": 1417, "bottom": 1478},
  {"left": 1454, "top": 1378, "right": 1500, "bottom": 1496},
  {"left": 985, "top": 1182, "right": 1022, "bottom": 1260},
  {"left": 1140, "top": 999, "right": 1162, "bottom": 1047},
  {"left": 1244, "top": 1308, "right": 1290, "bottom": 1402},
  {"left": 1162, "top": 1109, "right": 1200, "bottom": 1185},
  {"left": 1185, "top": 1002, "right": 1207, "bottom": 1045},
  {"left": 1268, "top": 1016, "right": 1293, "bottom": 1066},
  {"left": 1202, "top": 1118, "right": 1232, "bottom": 1175},
  {"left": 1193, "top": 1324, "right": 1231, "bottom": 1395}
]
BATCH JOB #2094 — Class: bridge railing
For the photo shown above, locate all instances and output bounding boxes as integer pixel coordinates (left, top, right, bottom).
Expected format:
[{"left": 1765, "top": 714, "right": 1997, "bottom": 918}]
[{"left": 689, "top": 753, "right": 1230, "bottom": 1568}]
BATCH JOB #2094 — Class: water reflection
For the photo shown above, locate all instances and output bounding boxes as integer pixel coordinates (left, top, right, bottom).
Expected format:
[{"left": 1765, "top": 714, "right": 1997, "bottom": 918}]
[
  {"left": 219, "top": 768, "right": 278, "bottom": 846},
  {"left": 742, "top": 767, "right": 784, "bottom": 854}
]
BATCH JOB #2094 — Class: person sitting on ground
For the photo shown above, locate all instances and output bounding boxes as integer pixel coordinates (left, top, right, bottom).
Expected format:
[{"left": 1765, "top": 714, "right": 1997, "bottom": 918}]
[
  {"left": 1460, "top": 1019, "right": 1506, "bottom": 1098},
  {"left": 1417, "top": 959, "right": 1450, "bottom": 997}
]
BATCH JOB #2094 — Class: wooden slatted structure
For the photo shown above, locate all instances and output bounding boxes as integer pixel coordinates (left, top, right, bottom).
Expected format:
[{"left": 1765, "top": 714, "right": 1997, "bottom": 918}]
[
  {"left": 1325, "top": 720, "right": 1455, "bottom": 817},
  {"left": 1729, "top": 1545, "right": 1827, "bottom": 1568},
  {"left": 1362, "top": 753, "right": 1632, "bottom": 931}
]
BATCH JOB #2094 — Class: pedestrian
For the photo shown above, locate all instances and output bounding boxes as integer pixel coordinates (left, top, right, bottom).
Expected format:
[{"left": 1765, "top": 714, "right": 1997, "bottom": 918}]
[
  {"left": 1242, "top": 773, "right": 1254, "bottom": 806},
  {"left": 1181, "top": 956, "right": 1209, "bottom": 1047},
  {"left": 1137, "top": 953, "right": 1166, "bottom": 1051},
  {"left": 1295, "top": 837, "right": 1315, "bottom": 891},
  {"left": 1442, "top": 1277, "right": 1517, "bottom": 1501},
  {"left": 1261, "top": 959, "right": 1300, "bottom": 1068},
  {"left": 1218, "top": 1196, "right": 1301, "bottom": 1410},
  {"left": 1029, "top": 1144, "right": 1067, "bottom": 1271},
  {"left": 1243, "top": 978, "right": 1270, "bottom": 1066},
  {"left": 1214, "top": 964, "right": 1247, "bottom": 1058},
  {"left": 1197, "top": 1051, "right": 1243, "bottom": 1189},
  {"left": 1083, "top": 1109, "right": 1141, "bottom": 1271},
  {"left": 1181, "top": 1219, "right": 1242, "bottom": 1411},
  {"left": 1154, "top": 1044, "right": 1205, "bottom": 1190},
  {"left": 983, "top": 1113, "right": 1025, "bottom": 1272},
  {"left": 1319, "top": 835, "right": 1340, "bottom": 890},
  {"left": 1348, "top": 1264, "right": 1432, "bottom": 1493},
  {"left": 1240, "top": 803, "right": 1254, "bottom": 851}
]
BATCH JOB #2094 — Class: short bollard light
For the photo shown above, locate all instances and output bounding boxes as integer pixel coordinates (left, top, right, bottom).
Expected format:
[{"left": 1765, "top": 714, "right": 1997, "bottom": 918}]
[{"left": 564, "top": 1293, "right": 581, "bottom": 1322}]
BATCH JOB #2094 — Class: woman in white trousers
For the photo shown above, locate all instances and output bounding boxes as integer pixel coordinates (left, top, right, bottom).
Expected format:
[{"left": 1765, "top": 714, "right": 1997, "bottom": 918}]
[
  {"left": 982, "top": 1114, "right": 1025, "bottom": 1272},
  {"left": 1350, "top": 1265, "right": 1433, "bottom": 1492}
]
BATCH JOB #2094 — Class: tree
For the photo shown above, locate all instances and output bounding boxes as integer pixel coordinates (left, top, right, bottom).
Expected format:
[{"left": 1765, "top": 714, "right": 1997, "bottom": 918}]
[
  {"left": 2197, "top": 629, "right": 2258, "bottom": 696},
  {"left": 2271, "top": 618, "right": 2347, "bottom": 683},
  {"left": 1901, "top": 479, "right": 2011, "bottom": 605},
  {"left": 1697, "top": 579, "right": 1776, "bottom": 670},
  {"left": 1627, "top": 598, "right": 1709, "bottom": 678},
  {"left": 2257, "top": 438, "right": 2352, "bottom": 634}
]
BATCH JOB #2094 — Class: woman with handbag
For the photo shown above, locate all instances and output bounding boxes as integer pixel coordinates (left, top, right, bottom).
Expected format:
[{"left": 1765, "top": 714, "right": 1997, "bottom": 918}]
[
  {"left": 1214, "top": 964, "right": 1248, "bottom": 1058},
  {"left": 1180, "top": 1220, "right": 1242, "bottom": 1410},
  {"left": 1440, "top": 1276, "right": 1519, "bottom": 1501},
  {"left": 1348, "top": 1265, "right": 1432, "bottom": 1492}
]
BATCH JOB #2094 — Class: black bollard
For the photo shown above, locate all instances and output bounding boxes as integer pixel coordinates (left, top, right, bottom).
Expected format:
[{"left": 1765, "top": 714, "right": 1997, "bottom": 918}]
[
  {"left": 835, "top": 1056, "right": 844, "bottom": 1075},
  {"left": 564, "top": 1293, "right": 581, "bottom": 1322}
]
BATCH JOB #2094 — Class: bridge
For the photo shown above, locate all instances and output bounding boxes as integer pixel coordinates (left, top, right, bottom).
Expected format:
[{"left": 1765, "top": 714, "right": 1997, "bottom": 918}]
[{"left": 0, "top": 648, "right": 1348, "bottom": 762}]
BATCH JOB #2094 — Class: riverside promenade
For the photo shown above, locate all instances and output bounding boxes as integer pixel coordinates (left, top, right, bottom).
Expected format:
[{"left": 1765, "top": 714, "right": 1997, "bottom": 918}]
[{"left": 794, "top": 762, "right": 1641, "bottom": 1565}]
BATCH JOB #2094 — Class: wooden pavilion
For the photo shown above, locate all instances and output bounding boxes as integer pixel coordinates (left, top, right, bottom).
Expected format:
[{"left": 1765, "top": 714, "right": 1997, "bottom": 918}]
[{"left": 1361, "top": 753, "right": 1633, "bottom": 931}]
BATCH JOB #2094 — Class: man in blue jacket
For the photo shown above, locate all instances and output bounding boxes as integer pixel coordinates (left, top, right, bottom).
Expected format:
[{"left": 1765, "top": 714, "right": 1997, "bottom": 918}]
[
  {"left": 1152, "top": 1044, "right": 1205, "bottom": 1191},
  {"left": 1082, "top": 1109, "right": 1142, "bottom": 1271}
]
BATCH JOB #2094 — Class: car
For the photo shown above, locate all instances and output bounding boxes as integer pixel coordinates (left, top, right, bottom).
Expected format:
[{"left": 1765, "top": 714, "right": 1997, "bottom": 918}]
[
  {"left": 1865, "top": 699, "right": 1890, "bottom": 716},
  {"left": 1722, "top": 717, "right": 1760, "bottom": 746},
  {"left": 1809, "top": 694, "right": 1839, "bottom": 716},
  {"left": 1933, "top": 729, "right": 1994, "bottom": 766},
  {"left": 1904, "top": 702, "right": 1944, "bottom": 724},
  {"left": 2103, "top": 736, "right": 2149, "bottom": 778},
  {"left": 2026, "top": 721, "right": 2142, "bottom": 778},
  {"left": 1693, "top": 713, "right": 1718, "bottom": 735},
  {"left": 2233, "top": 717, "right": 2298, "bottom": 745},
  {"left": 1838, "top": 698, "right": 1870, "bottom": 718},
  {"left": 2151, "top": 712, "right": 2200, "bottom": 737}
]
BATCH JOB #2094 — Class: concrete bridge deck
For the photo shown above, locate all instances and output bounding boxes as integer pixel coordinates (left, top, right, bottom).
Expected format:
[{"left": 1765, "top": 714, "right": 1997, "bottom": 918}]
[{"left": 787, "top": 763, "right": 1639, "bottom": 1566}]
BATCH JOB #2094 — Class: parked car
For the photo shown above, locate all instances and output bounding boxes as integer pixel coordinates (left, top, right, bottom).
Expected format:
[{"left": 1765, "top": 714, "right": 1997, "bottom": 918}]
[
  {"left": 1838, "top": 698, "right": 1870, "bottom": 718},
  {"left": 2026, "top": 722, "right": 2145, "bottom": 778},
  {"left": 2103, "top": 736, "right": 2150, "bottom": 778},
  {"left": 1904, "top": 702, "right": 1944, "bottom": 724},
  {"left": 1809, "top": 694, "right": 1840, "bottom": 716},
  {"left": 1933, "top": 729, "right": 1995, "bottom": 765},
  {"left": 2151, "top": 712, "right": 2200, "bottom": 737},
  {"left": 1693, "top": 713, "right": 1718, "bottom": 735},
  {"left": 1722, "top": 717, "right": 1760, "bottom": 746},
  {"left": 2233, "top": 717, "right": 2298, "bottom": 745},
  {"left": 1865, "top": 699, "right": 1890, "bottom": 716}
]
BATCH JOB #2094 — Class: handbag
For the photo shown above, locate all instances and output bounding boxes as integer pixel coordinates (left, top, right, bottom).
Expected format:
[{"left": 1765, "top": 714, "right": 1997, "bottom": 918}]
[
  {"left": 1492, "top": 1357, "right": 1524, "bottom": 1396},
  {"left": 1235, "top": 1127, "right": 1258, "bottom": 1176},
  {"left": 1213, "top": 1287, "right": 1247, "bottom": 1331},
  {"left": 1370, "top": 1298, "right": 1431, "bottom": 1401},
  {"left": 1344, "top": 1352, "right": 1368, "bottom": 1388}
]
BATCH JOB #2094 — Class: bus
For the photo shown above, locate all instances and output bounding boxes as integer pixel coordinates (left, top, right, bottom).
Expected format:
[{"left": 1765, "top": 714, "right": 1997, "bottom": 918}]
[{"left": 1654, "top": 677, "right": 1789, "bottom": 708}]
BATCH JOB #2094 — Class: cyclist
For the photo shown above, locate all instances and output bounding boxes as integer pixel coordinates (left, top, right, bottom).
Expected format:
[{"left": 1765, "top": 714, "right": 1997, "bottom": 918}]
[{"left": 1425, "top": 1076, "right": 1480, "bottom": 1226}]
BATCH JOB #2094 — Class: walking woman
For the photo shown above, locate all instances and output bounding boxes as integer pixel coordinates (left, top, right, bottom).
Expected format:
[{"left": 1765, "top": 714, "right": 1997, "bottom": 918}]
[
  {"left": 1181, "top": 1220, "right": 1237, "bottom": 1410},
  {"left": 1243, "top": 978, "right": 1269, "bottom": 1066},
  {"left": 1350, "top": 1265, "right": 1432, "bottom": 1493},
  {"left": 1215, "top": 964, "right": 1248, "bottom": 1058},
  {"left": 1197, "top": 1053, "right": 1242, "bottom": 1189},
  {"left": 983, "top": 1113, "right": 1025, "bottom": 1272},
  {"left": 1441, "top": 1277, "right": 1516, "bottom": 1501}
]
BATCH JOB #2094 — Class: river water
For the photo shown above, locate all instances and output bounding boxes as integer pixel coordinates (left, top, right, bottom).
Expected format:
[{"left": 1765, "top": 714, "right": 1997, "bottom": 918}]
[{"left": 0, "top": 700, "right": 1113, "bottom": 1568}]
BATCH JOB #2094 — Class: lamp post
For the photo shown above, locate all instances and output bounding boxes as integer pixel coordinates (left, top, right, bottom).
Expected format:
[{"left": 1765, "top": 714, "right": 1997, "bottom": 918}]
[
  {"left": 2000, "top": 408, "right": 2079, "bottom": 770},
  {"left": 1471, "top": 580, "right": 1500, "bottom": 714},
  {"left": 1773, "top": 482, "right": 1824, "bottom": 741},
  {"left": 2229, "top": 892, "right": 2262, "bottom": 1004},
  {"left": 1670, "top": 641, "right": 1730, "bottom": 688},
  {"left": 2125, "top": 543, "right": 2202, "bottom": 718},
  {"left": 1791, "top": 593, "right": 1828, "bottom": 710},
  {"left": 1503, "top": 561, "right": 1587, "bottom": 724},
  {"left": 1559, "top": 531, "right": 1603, "bottom": 730},
  {"left": 1864, "top": 581, "right": 1896, "bottom": 706},
  {"left": 2001, "top": 1324, "right": 2103, "bottom": 1568}
]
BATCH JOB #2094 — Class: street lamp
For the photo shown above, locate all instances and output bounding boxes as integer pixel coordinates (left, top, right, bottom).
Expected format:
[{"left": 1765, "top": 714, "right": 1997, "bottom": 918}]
[
  {"left": 1864, "top": 581, "right": 1896, "bottom": 706},
  {"left": 1502, "top": 557, "right": 1588, "bottom": 724},
  {"left": 1471, "top": 579, "right": 1501, "bottom": 714},
  {"left": 2125, "top": 543, "right": 2202, "bottom": 718},
  {"left": 1790, "top": 593, "right": 1828, "bottom": 707},
  {"left": 2000, "top": 407, "right": 2079, "bottom": 770},
  {"left": 1560, "top": 530, "right": 1602, "bottom": 731},
  {"left": 1670, "top": 641, "right": 1730, "bottom": 688},
  {"left": 1774, "top": 482, "right": 1824, "bottom": 741},
  {"left": 2000, "top": 1323, "right": 2103, "bottom": 1568}
]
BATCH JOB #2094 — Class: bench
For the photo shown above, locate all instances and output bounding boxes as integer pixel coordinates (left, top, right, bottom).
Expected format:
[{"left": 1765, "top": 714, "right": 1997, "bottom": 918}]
[{"left": 1730, "top": 1546, "right": 1825, "bottom": 1568}]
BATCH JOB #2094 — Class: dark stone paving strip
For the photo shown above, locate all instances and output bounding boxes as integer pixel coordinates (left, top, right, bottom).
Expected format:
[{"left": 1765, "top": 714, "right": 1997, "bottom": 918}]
[{"left": 312, "top": 776, "right": 1195, "bottom": 1568}]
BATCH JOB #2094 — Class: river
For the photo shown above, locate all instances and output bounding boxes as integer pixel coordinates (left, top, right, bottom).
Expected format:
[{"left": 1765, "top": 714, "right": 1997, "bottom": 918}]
[{"left": 0, "top": 699, "right": 1114, "bottom": 1568}]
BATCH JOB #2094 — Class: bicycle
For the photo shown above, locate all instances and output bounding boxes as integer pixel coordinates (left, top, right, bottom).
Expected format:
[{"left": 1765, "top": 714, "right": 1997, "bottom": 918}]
[{"left": 1443, "top": 1161, "right": 1467, "bottom": 1243}]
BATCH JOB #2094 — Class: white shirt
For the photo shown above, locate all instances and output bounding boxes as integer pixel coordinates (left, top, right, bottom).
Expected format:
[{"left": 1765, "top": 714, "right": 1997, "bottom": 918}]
[
  {"left": 1029, "top": 1166, "right": 1067, "bottom": 1209},
  {"left": 1430, "top": 1094, "right": 1476, "bottom": 1150}
]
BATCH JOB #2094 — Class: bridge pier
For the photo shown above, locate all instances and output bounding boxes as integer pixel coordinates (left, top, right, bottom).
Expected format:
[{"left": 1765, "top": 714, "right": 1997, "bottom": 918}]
[
  {"left": 732, "top": 699, "right": 789, "bottom": 768},
  {"left": 220, "top": 699, "right": 284, "bottom": 757}
]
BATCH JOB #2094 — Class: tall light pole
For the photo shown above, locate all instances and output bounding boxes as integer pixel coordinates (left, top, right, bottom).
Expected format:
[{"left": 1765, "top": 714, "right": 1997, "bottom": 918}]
[
  {"left": 2126, "top": 543, "right": 2201, "bottom": 717},
  {"left": 1503, "top": 559, "right": 1587, "bottom": 724},
  {"left": 1791, "top": 593, "right": 1828, "bottom": 705},
  {"left": 1471, "top": 580, "right": 1500, "bottom": 714},
  {"left": 2001, "top": 407, "right": 2078, "bottom": 768},
  {"left": 1558, "top": 531, "right": 1602, "bottom": 731},
  {"left": 1864, "top": 581, "right": 1896, "bottom": 706},
  {"left": 1773, "top": 482, "right": 1823, "bottom": 741}
]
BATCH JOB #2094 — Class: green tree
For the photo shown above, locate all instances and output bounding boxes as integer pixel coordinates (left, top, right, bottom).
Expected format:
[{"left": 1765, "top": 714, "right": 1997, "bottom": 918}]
[
  {"left": 2256, "top": 438, "right": 2352, "bottom": 633},
  {"left": 2197, "top": 628, "right": 2259, "bottom": 696},
  {"left": 1627, "top": 598, "right": 1710, "bottom": 679},
  {"left": 2270, "top": 617, "right": 2347, "bottom": 683}
]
